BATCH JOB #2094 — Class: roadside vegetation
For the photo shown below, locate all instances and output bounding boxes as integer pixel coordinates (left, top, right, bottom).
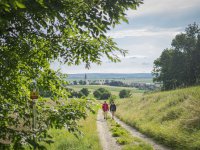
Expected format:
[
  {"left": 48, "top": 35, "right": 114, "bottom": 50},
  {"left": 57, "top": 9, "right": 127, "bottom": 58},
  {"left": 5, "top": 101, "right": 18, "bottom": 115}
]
[
  {"left": 107, "top": 117, "right": 153, "bottom": 150},
  {"left": 116, "top": 86, "right": 200, "bottom": 150},
  {"left": 40, "top": 104, "right": 102, "bottom": 150}
]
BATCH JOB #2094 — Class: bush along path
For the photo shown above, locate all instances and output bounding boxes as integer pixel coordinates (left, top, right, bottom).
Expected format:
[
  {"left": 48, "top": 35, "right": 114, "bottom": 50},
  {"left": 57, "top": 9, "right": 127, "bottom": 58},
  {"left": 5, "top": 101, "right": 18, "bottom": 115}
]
[
  {"left": 97, "top": 110, "right": 154, "bottom": 150},
  {"left": 114, "top": 117, "right": 170, "bottom": 150}
]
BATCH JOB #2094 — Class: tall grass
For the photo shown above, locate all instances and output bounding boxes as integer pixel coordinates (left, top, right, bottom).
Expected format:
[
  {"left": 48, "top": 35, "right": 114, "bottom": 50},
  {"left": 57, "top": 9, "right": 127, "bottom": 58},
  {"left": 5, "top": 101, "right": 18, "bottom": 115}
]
[
  {"left": 116, "top": 86, "right": 200, "bottom": 150},
  {"left": 40, "top": 108, "right": 102, "bottom": 150}
]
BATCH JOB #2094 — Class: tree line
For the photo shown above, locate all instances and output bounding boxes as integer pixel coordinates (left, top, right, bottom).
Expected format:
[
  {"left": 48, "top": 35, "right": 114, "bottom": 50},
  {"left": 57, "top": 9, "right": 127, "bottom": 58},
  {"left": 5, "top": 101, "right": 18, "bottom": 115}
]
[
  {"left": 153, "top": 23, "right": 200, "bottom": 90},
  {"left": 67, "top": 87, "right": 132, "bottom": 99}
]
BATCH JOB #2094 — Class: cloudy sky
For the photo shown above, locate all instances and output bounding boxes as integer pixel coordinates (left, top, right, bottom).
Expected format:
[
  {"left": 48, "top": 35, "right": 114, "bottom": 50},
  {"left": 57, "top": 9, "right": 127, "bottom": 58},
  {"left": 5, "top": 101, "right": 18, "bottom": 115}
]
[{"left": 51, "top": 0, "right": 200, "bottom": 74}]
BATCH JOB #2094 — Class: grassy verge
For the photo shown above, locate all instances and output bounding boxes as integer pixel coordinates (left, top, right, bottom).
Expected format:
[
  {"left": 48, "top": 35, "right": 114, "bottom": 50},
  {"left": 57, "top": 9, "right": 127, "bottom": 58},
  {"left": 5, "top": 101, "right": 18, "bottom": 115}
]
[
  {"left": 107, "top": 117, "right": 153, "bottom": 150},
  {"left": 116, "top": 86, "right": 200, "bottom": 150},
  {"left": 40, "top": 106, "right": 102, "bottom": 150}
]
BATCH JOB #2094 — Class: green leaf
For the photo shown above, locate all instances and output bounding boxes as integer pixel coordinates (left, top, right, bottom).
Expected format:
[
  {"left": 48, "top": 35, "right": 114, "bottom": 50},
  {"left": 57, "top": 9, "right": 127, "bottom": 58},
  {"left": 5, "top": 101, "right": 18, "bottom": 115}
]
[{"left": 15, "top": 1, "right": 26, "bottom": 9}]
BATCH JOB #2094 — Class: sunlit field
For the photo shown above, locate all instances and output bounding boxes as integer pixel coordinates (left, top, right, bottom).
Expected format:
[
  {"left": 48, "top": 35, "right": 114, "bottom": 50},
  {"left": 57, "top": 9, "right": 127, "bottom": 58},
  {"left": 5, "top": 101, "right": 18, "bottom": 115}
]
[{"left": 67, "top": 85, "right": 144, "bottom": 97}]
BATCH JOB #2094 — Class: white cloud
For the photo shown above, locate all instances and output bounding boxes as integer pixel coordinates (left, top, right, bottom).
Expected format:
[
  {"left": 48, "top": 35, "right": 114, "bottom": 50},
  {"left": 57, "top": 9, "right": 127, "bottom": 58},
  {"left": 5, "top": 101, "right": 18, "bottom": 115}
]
[
  {"left": 127, "top": 0, "right": 200, "bottom": 18},
  {"left": 124, "top": 55, "right": 147, "bottom": 59},
  {"left": 117, "top": 54, "right": 147, "bottom": 59},
  {"left": 51, "top": 0, "right": 200, "bottom": 74},
  {"left": 107, "top": 27, "right": 182, "bottom": 39}
]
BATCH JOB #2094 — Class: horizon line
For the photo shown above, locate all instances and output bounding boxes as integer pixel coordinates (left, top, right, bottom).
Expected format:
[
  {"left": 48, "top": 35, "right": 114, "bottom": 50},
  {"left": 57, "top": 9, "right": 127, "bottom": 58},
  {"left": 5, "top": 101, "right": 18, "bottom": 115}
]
[{"left": 66, "top": 72, "right": 152, "bottom": 74}]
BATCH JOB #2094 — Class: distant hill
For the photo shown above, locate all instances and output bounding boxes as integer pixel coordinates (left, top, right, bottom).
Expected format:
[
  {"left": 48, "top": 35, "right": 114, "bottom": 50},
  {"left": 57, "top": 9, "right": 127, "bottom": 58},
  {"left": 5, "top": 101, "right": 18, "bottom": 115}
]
[{"left": 66, "top": 73, "right": 152, "bottom": 80}]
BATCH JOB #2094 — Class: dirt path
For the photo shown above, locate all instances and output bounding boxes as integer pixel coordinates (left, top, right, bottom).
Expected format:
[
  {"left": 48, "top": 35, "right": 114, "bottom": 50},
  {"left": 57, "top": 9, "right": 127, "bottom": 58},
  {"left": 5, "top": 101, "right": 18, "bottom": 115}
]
[
  {"left": 96, "top": 110, "right": 121, "bottom": 150},
  {"left": 114, "top": 117, "right": 170, "bottom": 150}
]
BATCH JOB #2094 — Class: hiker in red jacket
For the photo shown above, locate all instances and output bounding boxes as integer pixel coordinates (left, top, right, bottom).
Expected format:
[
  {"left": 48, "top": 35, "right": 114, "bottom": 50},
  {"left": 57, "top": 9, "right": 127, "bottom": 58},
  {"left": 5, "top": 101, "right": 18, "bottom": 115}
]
[{"left": 102, "top": 101, "right": 109, "bottom": 119}]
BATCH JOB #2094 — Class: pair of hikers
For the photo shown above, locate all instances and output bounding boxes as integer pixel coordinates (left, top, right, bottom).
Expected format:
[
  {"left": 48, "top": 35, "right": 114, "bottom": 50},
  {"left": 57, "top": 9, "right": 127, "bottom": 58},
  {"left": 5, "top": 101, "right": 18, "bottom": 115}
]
[{"left": 102, "top": 101, "right": 116, "bottom": 119}]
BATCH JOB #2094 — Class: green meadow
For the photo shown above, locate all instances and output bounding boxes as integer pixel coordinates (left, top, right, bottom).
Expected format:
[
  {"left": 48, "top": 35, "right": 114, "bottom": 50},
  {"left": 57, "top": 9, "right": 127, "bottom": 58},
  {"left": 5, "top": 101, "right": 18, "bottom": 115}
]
[
  {"left": 67, "top": 85, "right": 143, "bottom": 97},
  {"left": 26, "top": 85, "right": 200, "bottom": 150},
  {"left": 115, "top": 86, "right": 200, "bottom": 150}
]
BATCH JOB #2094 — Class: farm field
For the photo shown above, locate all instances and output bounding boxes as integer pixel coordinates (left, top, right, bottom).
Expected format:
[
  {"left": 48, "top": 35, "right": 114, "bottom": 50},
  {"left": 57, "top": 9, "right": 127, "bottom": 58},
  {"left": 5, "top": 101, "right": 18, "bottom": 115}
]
[
  {"left": 115, "top": 86, "right": 200, "bottom": 150},
  {"left": 67, "top": 85, "right": 144, "bottom": 97}
]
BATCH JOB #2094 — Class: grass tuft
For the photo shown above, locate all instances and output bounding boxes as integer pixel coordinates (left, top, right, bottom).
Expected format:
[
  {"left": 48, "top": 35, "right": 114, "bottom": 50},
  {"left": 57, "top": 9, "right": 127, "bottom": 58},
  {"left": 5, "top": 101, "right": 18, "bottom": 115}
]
[
  {"left": 107, "top": 117, "right": 153, "bottom": 150},
  {"left": 116, "top": 138, "right": 130, "bottom": 145}
]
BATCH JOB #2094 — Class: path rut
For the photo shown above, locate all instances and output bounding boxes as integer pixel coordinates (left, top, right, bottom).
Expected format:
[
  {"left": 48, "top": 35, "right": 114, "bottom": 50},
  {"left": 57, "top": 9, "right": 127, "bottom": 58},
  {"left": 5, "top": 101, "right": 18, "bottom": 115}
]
[
  {"left": 96, "top": 110, "right": 121, "bottom": 150},
  {"left": 114, "top": 117, "right": 170, "bottom": 150}
]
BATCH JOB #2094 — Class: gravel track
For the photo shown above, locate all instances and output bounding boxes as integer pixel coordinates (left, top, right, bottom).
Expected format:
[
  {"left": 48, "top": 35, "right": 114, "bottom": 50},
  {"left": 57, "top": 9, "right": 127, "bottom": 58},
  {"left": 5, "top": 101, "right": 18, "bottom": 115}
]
[
  {"left": 97, "top": 109, "right": 170, "bottom": 150},
  {"left": 96, "top": 110, "right": 121, "bottom": 150},
  {"left": 114, "top": 117, "right": 170, "bottom": 150}
]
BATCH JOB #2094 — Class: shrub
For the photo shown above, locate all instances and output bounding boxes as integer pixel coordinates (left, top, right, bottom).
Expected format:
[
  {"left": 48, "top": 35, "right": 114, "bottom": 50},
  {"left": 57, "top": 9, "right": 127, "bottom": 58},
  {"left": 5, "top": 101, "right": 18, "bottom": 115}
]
[
  {"left": 79, "top": 80, "right": 86, "bottom": 85},
  {"left": 68, "top": 88, "right": 84, "bottom": 98},
  {"left": 93, "top": 90, "right": 101, "bottom": 99},
  {"left": 119, "top": 89, "right": 132, "bottom": 98},
  {"left": 73, "top": 80, "right": 78, "bottom": 85},
  {"left": 101, "top": 92, "right": 111, "bottom": 100},
  {"left": 93, "top": 88, "right": 111, "bottom": 100},
  {"left": 80, "top": 88, "right": 90, "bottom": 97}
]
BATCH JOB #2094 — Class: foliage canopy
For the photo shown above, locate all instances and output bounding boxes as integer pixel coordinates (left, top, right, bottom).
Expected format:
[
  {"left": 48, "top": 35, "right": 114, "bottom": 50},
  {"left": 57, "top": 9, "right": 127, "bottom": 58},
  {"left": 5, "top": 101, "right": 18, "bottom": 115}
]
[
  {"left": 93, "top": 88, "right": 111, "bottom": 100},
  {"left": 80, "top": 88, "right": 90, "bottom": 97},
  {"left": 119, "top": 89, "right": 132, "bottom": 98},
  {"left": 153, "top": 23, "right": 200, "bottom": 90},
  {"left": 0, "top": 0, "right": 142, "bottom": 148}
]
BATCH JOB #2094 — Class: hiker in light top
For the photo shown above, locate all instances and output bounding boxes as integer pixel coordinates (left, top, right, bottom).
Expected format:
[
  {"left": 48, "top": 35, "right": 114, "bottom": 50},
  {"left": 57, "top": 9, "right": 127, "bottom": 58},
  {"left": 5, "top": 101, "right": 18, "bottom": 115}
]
[
  {"left": 102, "top": 101, "right": 109, "bottom": 119},
  {"left": 110, "top": 101, "right": 116, "bottom": 119}
]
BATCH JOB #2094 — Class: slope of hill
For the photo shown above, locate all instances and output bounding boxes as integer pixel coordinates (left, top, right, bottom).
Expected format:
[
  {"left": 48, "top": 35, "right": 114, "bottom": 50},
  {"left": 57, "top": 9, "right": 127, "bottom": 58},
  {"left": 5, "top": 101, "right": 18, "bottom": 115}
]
[{"left": 116, "top": 86, "right": 200, "bottom": 150}]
